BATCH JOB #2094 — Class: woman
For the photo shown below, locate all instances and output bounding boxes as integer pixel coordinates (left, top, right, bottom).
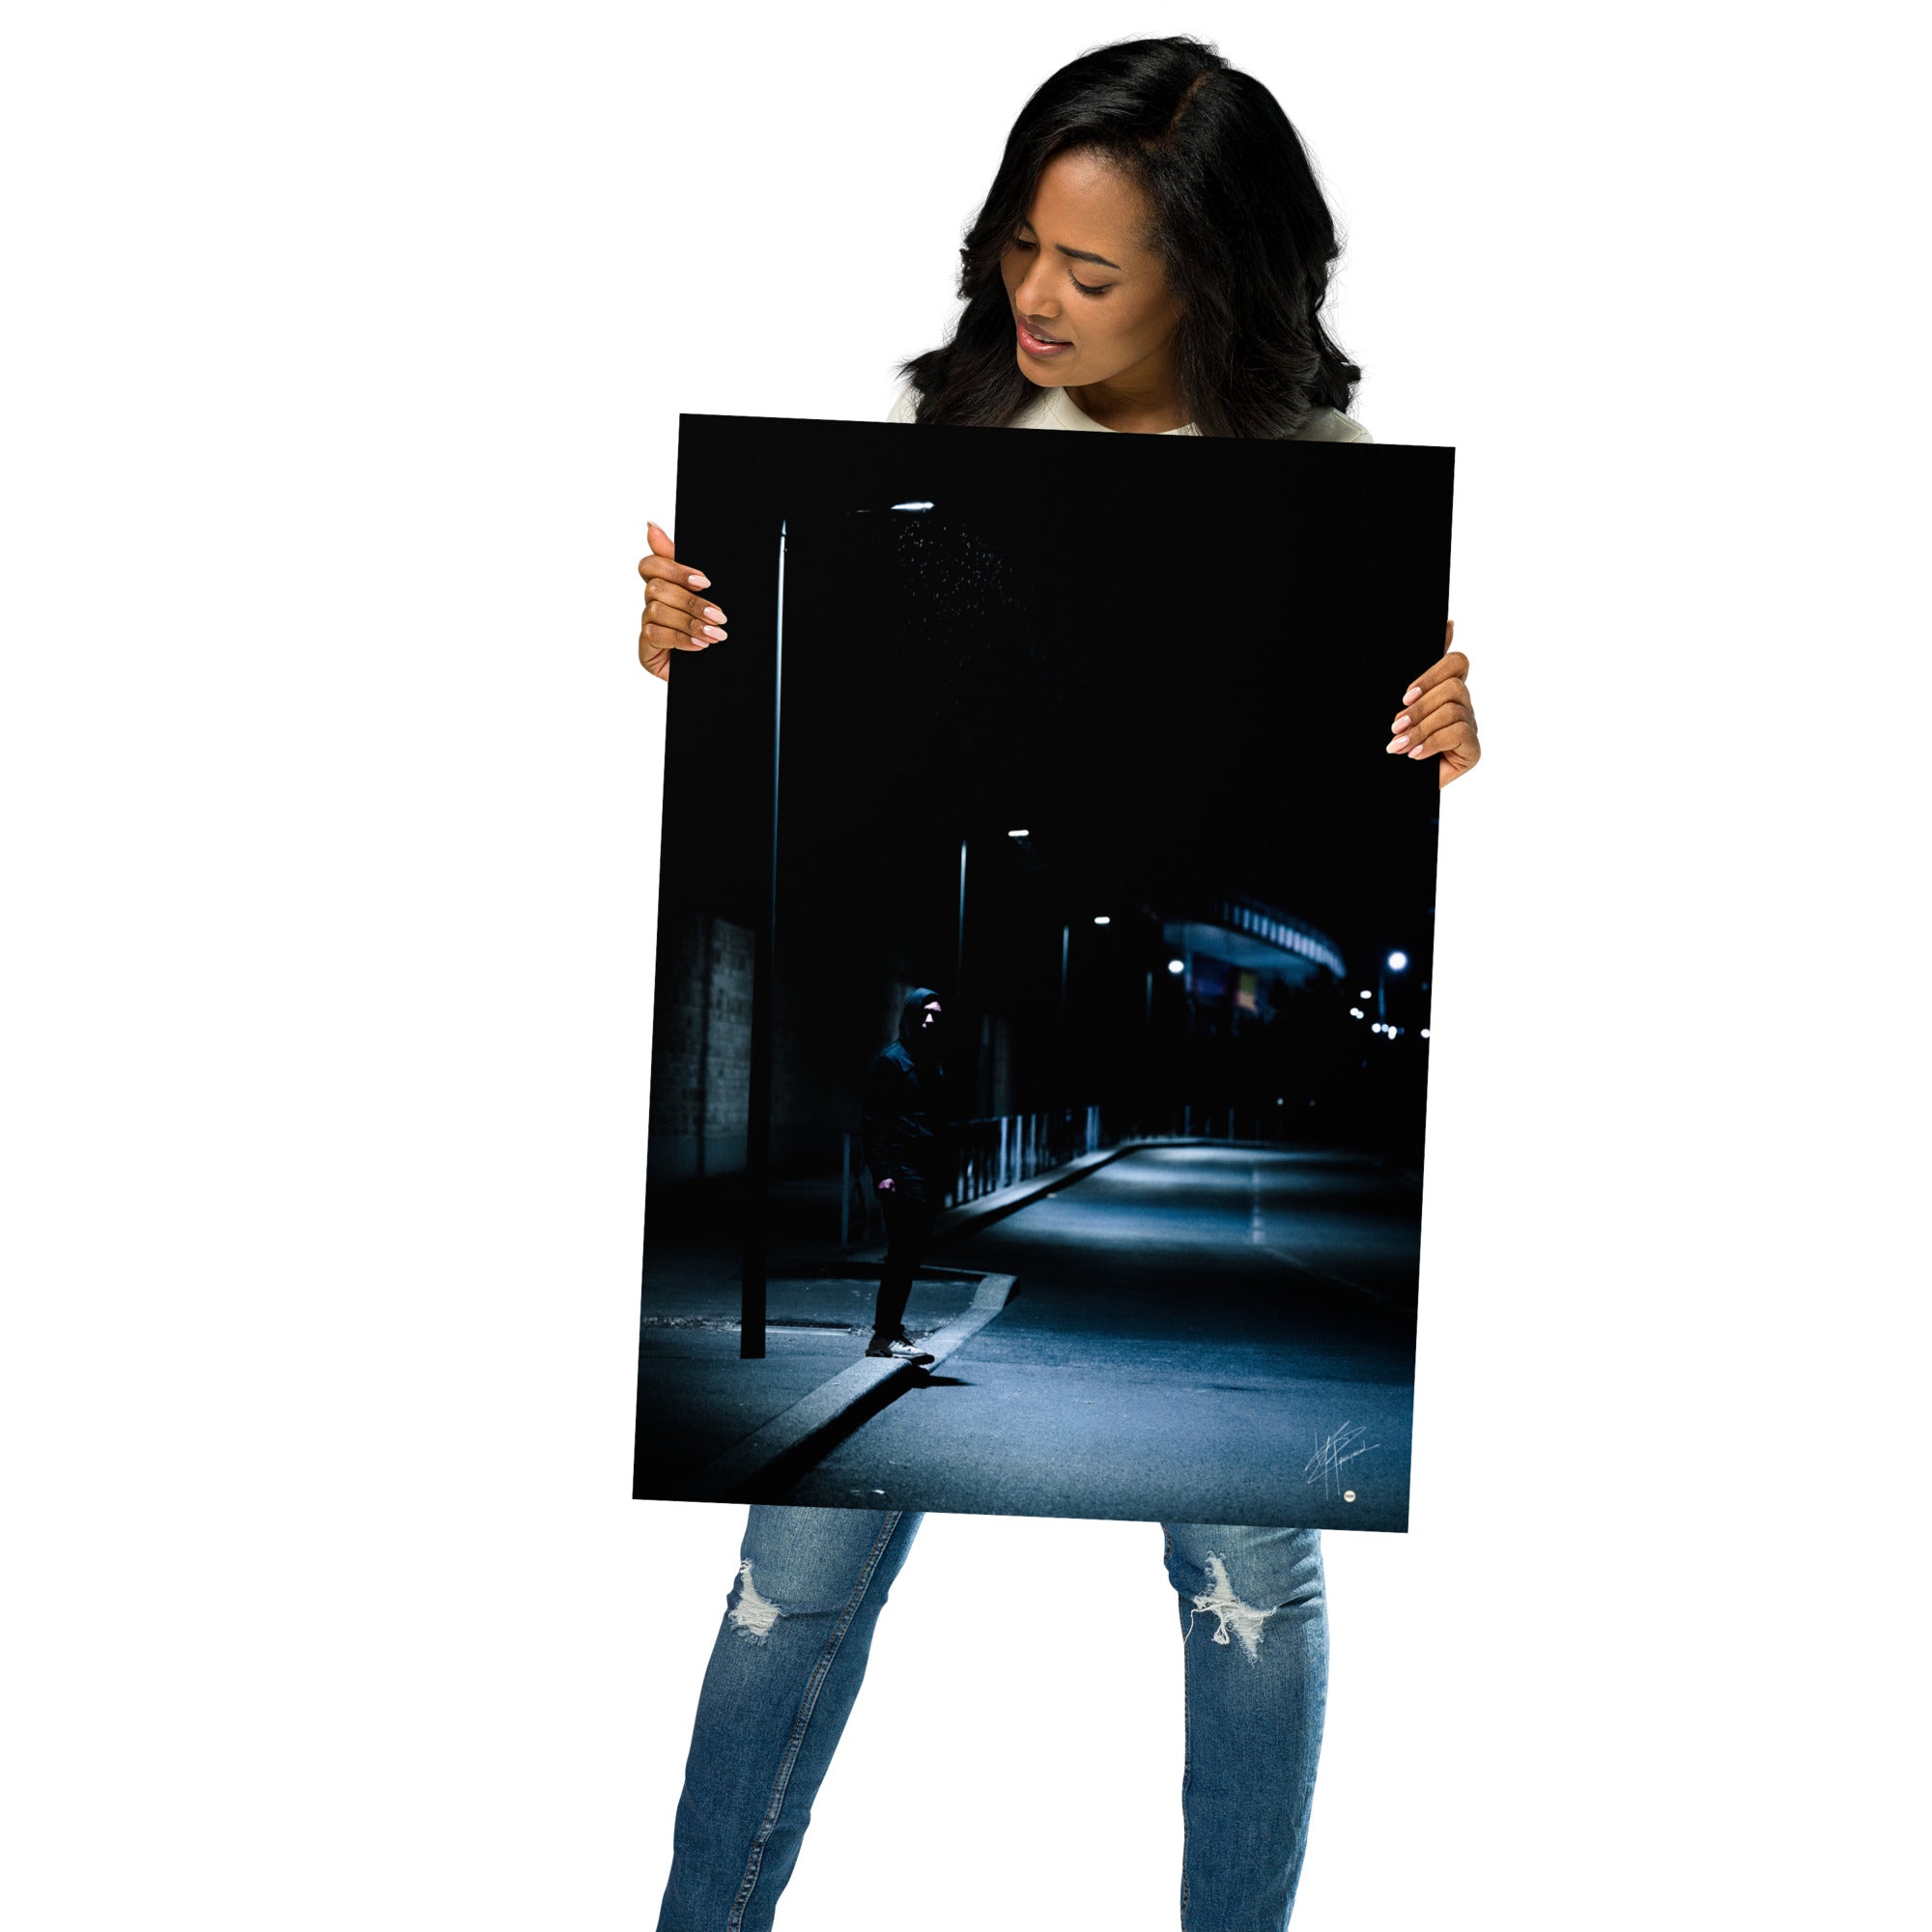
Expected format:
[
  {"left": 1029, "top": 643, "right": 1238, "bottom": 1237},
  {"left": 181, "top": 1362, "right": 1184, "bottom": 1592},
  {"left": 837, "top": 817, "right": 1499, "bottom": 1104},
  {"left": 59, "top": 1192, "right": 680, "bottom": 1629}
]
[{"left": 637, "top": 37, "right": 1479, "bottom": 1932}]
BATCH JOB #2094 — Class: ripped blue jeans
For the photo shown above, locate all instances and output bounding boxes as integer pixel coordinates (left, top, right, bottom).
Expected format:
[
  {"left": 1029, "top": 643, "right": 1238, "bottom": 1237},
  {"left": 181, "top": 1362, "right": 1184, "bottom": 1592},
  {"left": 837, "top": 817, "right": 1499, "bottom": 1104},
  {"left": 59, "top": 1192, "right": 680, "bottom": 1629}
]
[{"left": 656, "top": 1507, "right": 1327, "bottom": 1932}]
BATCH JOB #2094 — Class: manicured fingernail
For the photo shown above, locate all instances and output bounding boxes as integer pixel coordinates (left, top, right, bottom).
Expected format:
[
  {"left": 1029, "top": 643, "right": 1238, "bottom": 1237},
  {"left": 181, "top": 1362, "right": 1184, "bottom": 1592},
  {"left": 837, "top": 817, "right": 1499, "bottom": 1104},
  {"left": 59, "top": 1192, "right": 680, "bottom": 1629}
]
[
  {"left": 1391, "top": 713, "right": 1410, "bottom": 731},
  {"left": 647, "top": 521, "right": 664, "bottom": 535},
  {"left": 687, "top": 572, "right": 710, "bottom": 589},
  {"left": 1386, "top": 734, "right": 1409, "bottom": 753},
  {"left": 702, "top": 625, "right": 726, "bottom": 640},
  {"left": 702, "top": 606, "right": 724, "bottom": 621},
  {"left": 1407, "top": 745, "right": 1428, "bottom": 758},
  {"left": 1403, "top": 685, "right": 1421, "bottom": 704}
]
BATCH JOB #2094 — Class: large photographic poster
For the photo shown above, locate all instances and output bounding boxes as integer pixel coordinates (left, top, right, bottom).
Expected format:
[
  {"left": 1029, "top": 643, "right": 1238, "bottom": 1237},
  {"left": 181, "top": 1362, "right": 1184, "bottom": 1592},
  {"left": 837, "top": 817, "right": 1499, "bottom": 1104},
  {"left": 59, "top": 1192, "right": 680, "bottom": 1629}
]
[{"left": 635, "top": 413, "right": 1452, "bottom": 1531}]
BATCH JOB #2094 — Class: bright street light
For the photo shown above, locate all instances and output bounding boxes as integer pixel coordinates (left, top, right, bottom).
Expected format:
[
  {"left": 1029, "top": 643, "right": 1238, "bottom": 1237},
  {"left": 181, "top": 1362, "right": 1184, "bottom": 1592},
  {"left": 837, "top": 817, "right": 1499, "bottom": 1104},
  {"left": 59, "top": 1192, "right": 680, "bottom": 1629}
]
[
  {"left": 1167, "top": 958, "right": 1185, "bottom": 975},
  {"left": 1387, "top": 951, "right": 1408, "bottom": 972}
]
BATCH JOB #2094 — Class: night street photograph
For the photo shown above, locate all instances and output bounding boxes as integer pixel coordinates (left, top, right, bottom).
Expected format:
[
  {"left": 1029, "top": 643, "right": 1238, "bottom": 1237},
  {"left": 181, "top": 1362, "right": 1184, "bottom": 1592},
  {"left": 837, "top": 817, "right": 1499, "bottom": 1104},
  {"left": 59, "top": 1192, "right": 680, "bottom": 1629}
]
[{"left": 636, "top": 414, "right": 1452, "bottom": 1530}]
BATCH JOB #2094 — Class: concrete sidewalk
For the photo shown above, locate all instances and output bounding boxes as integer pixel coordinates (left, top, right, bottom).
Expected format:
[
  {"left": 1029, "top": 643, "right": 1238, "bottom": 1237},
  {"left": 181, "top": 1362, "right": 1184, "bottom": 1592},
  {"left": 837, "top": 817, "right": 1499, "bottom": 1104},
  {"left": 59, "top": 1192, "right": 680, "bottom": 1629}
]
[
  {"left": 636, "top": 1139, "right": 1289, "bottom": 1503},
  {"left": 637, "top": 1249, "right": 985, "bottom": 1336},
  {"left": 681, "top": 1272, "right": 1017, "bottom": 1502},
  {"left": 636, "top": 1264, "right": 1018, "bottom": 1503}
]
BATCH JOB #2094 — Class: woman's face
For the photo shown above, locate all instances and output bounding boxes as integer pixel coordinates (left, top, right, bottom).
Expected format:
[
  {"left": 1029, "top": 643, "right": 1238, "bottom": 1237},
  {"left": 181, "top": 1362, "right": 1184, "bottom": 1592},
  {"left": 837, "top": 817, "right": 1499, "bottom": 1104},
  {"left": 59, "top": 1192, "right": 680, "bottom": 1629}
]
[{"left": 999, "top": 147, "right": 1180, "bottom": 391}]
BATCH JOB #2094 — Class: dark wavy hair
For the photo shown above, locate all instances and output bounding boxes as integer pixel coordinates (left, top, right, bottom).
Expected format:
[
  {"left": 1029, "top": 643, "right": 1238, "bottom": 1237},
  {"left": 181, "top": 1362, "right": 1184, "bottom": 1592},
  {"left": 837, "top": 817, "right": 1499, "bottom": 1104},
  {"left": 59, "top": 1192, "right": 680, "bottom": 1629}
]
[{"left": 898, "top": 36, "right": 1360, "bottom": 439}]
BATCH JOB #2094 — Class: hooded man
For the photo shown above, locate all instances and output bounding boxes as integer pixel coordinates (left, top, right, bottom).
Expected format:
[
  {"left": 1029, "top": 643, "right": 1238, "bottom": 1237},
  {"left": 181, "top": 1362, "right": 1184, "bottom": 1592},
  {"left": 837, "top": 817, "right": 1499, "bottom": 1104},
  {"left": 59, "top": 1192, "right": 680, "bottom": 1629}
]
[{"left": 858, "top": 986, "right": 958, "bottom": 1363}]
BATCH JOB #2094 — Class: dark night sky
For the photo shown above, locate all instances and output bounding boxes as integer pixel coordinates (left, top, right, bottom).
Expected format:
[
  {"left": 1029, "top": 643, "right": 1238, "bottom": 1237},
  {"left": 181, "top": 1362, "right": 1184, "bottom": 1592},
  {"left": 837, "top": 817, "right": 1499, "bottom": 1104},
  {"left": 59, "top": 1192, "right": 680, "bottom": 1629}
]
[{"left": 663, "top": 414, "right": 1452, "bottom": 986}]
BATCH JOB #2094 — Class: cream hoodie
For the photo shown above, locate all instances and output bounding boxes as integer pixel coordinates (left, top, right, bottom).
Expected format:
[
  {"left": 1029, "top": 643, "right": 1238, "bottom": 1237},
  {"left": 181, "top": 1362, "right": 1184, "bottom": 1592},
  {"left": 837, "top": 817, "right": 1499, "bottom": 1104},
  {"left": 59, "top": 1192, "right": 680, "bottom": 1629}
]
[{"left": 886, "top": 378, "right": 1372, "bottom": 442}]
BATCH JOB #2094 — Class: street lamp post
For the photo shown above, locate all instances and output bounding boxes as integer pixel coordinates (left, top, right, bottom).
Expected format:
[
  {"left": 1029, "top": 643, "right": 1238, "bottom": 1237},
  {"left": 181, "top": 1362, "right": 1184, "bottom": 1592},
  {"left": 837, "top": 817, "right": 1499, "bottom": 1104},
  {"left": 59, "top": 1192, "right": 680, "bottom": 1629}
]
[{"left": 742, "top": 502, "right": 933, "bottom": 1359}]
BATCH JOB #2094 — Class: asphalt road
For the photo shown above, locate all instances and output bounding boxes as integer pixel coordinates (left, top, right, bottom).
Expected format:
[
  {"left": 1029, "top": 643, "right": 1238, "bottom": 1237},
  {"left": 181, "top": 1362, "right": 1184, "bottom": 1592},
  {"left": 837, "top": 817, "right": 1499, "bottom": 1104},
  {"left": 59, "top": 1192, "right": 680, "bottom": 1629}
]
[{"left": 768, "top": 1143, "right": 1420, "bottom": 1529}]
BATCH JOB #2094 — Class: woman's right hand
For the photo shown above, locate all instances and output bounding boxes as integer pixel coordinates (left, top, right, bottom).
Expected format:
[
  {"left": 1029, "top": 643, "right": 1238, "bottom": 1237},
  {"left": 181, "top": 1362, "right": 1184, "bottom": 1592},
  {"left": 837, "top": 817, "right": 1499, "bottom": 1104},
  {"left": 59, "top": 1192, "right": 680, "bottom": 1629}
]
[{"left": 637, "top": 521, "right": 728, "bottom": 682}]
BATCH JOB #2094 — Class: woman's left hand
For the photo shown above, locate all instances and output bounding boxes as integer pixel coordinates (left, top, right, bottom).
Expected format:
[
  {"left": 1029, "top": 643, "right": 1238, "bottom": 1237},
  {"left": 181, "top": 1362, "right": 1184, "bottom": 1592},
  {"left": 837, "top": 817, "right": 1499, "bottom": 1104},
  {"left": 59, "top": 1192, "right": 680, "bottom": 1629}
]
[{"left": 1385, "top": 620, "right": 1480, "bottom": 787}]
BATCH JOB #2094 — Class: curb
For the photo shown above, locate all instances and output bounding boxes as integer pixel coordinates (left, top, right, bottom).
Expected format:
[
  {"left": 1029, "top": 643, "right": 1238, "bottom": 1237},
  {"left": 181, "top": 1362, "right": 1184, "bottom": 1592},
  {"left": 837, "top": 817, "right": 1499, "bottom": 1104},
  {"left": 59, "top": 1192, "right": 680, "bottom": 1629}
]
[
  {"left": 687, "top": 1272, "right": 1018, "bottom": 1501},
  {"left": 844, "top": 1144, "right": 1140, "bottom": 1265}
]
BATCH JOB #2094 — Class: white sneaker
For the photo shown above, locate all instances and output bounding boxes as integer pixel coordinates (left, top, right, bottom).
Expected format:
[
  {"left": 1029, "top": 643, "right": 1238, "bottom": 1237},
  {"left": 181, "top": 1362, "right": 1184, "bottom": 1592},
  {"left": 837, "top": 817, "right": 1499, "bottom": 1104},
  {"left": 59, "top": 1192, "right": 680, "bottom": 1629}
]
[{"left": 866, "top": 1332, "right": 935, "bottom": 1365}]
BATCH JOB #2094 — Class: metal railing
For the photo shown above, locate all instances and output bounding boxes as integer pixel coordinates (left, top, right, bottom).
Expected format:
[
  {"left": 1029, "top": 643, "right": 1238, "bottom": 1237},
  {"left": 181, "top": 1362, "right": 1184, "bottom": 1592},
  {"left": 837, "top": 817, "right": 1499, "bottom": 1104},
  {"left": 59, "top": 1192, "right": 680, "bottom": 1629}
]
[
  {"left": 950, "top": 1104, "right": 1108, "bottom": 1208},
  {"left": 839, "top": 1105, "right": 1110, "bottom": 1243}
]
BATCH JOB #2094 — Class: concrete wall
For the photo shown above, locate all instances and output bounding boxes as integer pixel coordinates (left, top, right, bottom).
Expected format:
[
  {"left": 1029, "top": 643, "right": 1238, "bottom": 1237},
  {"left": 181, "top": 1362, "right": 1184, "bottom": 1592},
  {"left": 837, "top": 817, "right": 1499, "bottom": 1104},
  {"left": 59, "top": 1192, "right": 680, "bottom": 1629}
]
[{"left": 646, "top": 911, "right": 753, "bottom": 1184}]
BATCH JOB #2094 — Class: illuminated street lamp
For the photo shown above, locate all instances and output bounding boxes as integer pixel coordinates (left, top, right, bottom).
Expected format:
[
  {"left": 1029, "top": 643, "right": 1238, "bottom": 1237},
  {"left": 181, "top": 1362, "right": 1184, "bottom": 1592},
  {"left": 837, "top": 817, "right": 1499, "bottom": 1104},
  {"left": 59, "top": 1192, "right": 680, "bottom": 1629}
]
[{"left": 1377, "top": 948, "right": 1408, "bottom": 1024}]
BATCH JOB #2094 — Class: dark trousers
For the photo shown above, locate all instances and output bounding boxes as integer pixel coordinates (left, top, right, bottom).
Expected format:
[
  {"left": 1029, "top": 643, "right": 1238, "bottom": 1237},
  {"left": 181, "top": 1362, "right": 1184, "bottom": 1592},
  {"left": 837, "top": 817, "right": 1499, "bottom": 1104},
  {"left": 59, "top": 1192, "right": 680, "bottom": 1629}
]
[{"left": 872, "top": 1191, "right": 938, "bottom": 1336}]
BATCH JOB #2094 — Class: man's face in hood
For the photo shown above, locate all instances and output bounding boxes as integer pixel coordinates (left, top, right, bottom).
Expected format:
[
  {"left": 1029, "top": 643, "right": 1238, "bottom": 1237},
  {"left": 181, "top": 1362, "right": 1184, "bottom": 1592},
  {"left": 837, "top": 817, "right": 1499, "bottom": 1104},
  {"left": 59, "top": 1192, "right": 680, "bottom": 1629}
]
[{"left": 898, "top": 988, "right": 944, "bottom": 1059}]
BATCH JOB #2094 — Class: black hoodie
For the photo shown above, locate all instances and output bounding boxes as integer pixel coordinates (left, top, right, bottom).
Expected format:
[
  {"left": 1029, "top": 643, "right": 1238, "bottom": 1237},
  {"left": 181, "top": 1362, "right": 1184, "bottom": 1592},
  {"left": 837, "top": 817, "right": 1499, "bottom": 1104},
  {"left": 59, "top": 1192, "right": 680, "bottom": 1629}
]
[{"left": 860, "top": 986, "right": 958, "bottom": 1204}]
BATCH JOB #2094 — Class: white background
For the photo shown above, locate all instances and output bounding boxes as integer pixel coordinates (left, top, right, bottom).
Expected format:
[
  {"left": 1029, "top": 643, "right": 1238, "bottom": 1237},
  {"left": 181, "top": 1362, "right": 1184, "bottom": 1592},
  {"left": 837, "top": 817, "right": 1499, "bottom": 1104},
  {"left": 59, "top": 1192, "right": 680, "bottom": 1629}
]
[{"left": 4, "top": 3, "right": 1924, "bottom": 1926}]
